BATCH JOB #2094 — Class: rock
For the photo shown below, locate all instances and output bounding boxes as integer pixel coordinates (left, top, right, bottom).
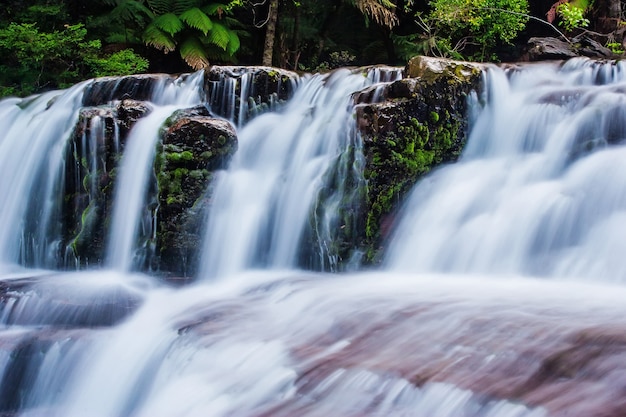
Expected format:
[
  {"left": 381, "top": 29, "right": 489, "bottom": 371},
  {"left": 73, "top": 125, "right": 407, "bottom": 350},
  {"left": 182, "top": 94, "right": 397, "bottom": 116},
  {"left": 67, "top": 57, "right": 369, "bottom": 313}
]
[
  {"left": 354, "top": 56, "right": 484, "bottom": 264},
  {"left": 204, "top": 66, "right": 299, "bottom": 125},
  {"left": 63, "top": 101, "right": 153, "bottom": 267},
  {"left": 82, "top": 74, "right": 174, "bottom": 106},
  {"left": 527, "top": 36, "right": 613, "bottom": 61},
  {"left": 154, "top": 108, "right": 238, "bottom": 277}
]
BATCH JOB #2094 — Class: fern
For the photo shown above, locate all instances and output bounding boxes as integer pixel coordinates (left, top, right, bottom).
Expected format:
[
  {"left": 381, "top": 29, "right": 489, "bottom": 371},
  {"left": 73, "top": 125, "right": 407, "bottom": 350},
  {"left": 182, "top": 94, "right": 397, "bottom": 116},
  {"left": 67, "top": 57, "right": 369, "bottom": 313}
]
[
  {"left": 143, "top": 23, "right": 176, "bottom": 51},
  {"left": 226, "top": 31, "right": 240, "bottom": 55},
  {"left": 180, "top": 7, "right": 213, "bottom": 34},
  {"left": 203, "top": 3, "right": 231, "bottom": 16},
  {"left": 146, "top": 0, "right": 173, "bottom": 15},
  {"left": 180, "top": 37, "right": 209, "bottom": 69},
  {"left": 172, "top": 0, "right": 198, "bottom": 15},
  {"left": 206, "top": 21, "right": 231, "bottom": 50},
  {"left": 153, "top": 13, "right": 184, "bottom": 35}
]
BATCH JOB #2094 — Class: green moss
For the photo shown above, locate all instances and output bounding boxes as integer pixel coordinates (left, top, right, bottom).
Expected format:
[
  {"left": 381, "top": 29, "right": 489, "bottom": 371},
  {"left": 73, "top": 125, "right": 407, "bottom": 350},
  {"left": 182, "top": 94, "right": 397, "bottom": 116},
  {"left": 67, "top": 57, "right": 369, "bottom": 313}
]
[
  {"left": 363, "top": 106, "right": 463, "bottom": 262},
  {"left": 166, "top": 150, "right": 194, "bottom": 162}
]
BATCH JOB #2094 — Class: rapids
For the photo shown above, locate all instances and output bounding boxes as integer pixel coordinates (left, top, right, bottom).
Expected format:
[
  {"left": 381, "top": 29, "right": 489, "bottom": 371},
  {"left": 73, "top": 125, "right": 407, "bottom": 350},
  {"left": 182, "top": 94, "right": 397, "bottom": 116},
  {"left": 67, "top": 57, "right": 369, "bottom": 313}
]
[{"left": 0, "top": 58, "right": 624, "bottom": 416}]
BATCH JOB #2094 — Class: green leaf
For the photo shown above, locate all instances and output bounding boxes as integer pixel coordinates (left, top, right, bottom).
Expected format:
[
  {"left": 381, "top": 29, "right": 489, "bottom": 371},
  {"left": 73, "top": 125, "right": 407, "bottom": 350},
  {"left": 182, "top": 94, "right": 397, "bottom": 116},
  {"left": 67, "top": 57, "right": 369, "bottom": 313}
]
[
  {"left": 180, "top": 8, "right": 213, "bottom": 34},
  {"left": 226, "top": 31, "right": 240, "bottom": 55},
  {"left": 153, "top": 13, "right": 184, "bottom": 35},
  {"left": 203, "top": 3, "right": 231, "bottom": 16},
  {"left": 180, "top": 37, "right": 210, "bottom": 69},
  {"left": 143, "top": 23, "right": 176, "bottom": 51},
  {"left": 146, "top": 0, "right": 173, "bottom": 15},
  {"left": 206, "top": 22, "right": 230, "bottom": 50},
  {"left": 172, "top": 0, "right": 199, "bottom": 15}
]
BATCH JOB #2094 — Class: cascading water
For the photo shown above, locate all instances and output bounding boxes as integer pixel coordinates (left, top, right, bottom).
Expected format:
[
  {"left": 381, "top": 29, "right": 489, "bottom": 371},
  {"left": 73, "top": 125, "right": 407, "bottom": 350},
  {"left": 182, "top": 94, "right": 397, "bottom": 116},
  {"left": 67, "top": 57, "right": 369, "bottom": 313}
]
[
  {"left": 199, "top": 68, "right": 397, "bottom": 278},
  {"left": 1, "top": 58, "right": 626, "bottom": 417},
  {"left": 387, "top": 58, "right": 626, "bottom": 281},
  {"left": 105, "top": 72, "right": 205, "bottom": 272}
]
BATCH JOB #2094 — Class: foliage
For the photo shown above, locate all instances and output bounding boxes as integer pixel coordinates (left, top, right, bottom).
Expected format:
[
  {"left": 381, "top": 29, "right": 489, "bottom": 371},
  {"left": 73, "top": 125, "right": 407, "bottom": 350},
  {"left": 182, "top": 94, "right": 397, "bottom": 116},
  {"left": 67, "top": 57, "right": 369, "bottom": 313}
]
[
  {"left": 87, "top": 49, "right": 150, "bottom": 77},
  {"left": 0, "top": 22, "right": 149, "bottom": 97},
  {"left": 427, "top": 0, "right": 529, "bottom": 61},
  {"left": 557, "top": 3, "right": 590, "bottom": 32},
  {"left": 140, "top": 0, "right": 242, "bottom": 69}
]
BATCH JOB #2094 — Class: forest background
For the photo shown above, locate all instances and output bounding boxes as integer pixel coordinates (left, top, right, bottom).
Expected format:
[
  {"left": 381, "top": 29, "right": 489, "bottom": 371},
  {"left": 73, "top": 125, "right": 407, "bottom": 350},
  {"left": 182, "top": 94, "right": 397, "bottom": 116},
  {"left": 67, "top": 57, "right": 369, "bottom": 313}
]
[{"left": 0, "top": 0, "right": 623, "bottom": 97}]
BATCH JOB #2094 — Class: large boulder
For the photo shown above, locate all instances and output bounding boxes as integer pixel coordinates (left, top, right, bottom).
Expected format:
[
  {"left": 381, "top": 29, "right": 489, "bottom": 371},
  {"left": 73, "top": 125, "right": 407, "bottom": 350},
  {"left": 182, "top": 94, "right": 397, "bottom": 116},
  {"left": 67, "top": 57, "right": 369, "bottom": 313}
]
[
  {"left": 355, "top": 56, "right": 484, "bottom": 263},
  {"left": 154, "top": 107, "right": 238, "bottom": 277}
]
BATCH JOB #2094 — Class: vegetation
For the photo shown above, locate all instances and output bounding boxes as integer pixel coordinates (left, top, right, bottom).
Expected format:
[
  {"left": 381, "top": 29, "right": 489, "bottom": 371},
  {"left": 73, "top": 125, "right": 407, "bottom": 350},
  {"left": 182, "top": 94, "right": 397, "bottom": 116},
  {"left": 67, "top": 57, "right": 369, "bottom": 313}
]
[{"left": 0, "top": 0, "right": 623, "bottom": 97}]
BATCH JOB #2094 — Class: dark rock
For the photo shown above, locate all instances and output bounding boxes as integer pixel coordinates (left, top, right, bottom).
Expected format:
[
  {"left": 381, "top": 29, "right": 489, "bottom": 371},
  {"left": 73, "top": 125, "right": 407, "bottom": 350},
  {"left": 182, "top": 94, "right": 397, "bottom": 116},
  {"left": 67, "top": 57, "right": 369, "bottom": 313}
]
[
  {"left": 82, "top": 74, "right": 174, "bottom": 106},
  {"left": 154, "top": 108, "right": 238, "bottom": 277},
  {"left": 527, "top": 36, "right": 613, "bottom": 61},
  {"left": 354, "top": 56, "right": 484, "bottom": 264},
  {"left": 62, "top": 101, "right": 153, "bottom": 267},
  {"left": 204, "top": 66, "right": 298, "bottom": 125}
]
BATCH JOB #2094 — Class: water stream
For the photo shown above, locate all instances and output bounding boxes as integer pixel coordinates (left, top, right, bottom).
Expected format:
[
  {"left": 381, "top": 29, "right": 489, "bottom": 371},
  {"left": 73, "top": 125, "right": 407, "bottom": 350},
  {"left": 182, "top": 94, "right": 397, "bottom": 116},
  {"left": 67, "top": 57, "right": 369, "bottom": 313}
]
[{"left": 0, "top": 59, "right": 624, "bottom": 415}]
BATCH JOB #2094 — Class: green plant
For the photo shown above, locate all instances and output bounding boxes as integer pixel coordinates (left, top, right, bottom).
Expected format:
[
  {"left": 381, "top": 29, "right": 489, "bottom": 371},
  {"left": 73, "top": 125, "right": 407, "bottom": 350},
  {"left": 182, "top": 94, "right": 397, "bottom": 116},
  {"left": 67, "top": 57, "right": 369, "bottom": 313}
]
[
  {"left": 557, "top": 2, "right": 589, "bottom": 31},
  {"left": 607, "top": 41, "right": 624, "bottom": 54},
  {"left": 427, "top": 0, "right": 529, "bottom": 61},
  {"left": 142, "top": 0, "right": 242, "bottom": 69},
  {"left": 87, "top": 48, "right": 150, "bottom": 77}
]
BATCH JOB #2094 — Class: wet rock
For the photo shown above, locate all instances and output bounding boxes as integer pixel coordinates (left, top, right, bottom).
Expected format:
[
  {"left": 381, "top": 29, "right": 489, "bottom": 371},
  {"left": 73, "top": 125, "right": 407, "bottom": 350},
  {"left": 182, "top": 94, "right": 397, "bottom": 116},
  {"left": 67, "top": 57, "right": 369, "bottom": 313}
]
[
  {"left": 354, "top": 56, "right": 484, "bottom": 264},
  {"left": 62, "top": 101, "right": 153, "bottom": 267},
  {"left": 82, "top": 74, "right": 173, "bottom": 106},
  {"left": 204, "top": 66, "right": 298, "bottom": 125},
  {"left": 154, "top": 107, "right": 238, "bottom": 277}
]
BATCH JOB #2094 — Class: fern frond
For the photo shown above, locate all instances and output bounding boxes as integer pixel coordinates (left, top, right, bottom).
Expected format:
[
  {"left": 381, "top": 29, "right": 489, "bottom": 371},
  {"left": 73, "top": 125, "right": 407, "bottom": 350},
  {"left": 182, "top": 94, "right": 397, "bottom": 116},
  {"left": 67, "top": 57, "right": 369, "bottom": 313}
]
[
  {"left": 180, "top": 37, "right": 210, "bottom": 69},
  {"left": 110, "top": 0, "right": 154, "bottom": 23},
  {"left": 172, "top": 0, "right": 199, "bottom": 15},
  {"left": 146, "top": 0, "right": 172, "bottom": 15},
  {"left": 203, "top": 3, "right": 231, "bottom": 17},
  {"left": 153, "top": 13, "right": 184, "bottom": 35},
  {"left": 180, "top": 7, "right": 213, "bottom": 34},
  {"left": 351, "top": 0, "right": 398, "bottom": 28},
  {"left": 226, "top": 31, "right": 240, "bottom": 55},
  {"left": 205, "top": 22, "right": 230, "bottom": 50},
  {"left": 143, "top": 23, "right": 176, "bottom": 51}
]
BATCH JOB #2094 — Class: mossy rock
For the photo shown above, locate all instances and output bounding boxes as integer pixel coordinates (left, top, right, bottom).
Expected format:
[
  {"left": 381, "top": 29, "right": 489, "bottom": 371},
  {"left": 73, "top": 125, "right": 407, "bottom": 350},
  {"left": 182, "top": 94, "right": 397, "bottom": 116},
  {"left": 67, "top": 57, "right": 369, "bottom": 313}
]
[
  {"left": 355, "top": 56, "right": 485, "bottom": 264},
  {"left": 154, "top": 108, "right": 238, "bottom": 277},
  {"left": 62, "top": 101, "right": 152, "bottom": 268}
]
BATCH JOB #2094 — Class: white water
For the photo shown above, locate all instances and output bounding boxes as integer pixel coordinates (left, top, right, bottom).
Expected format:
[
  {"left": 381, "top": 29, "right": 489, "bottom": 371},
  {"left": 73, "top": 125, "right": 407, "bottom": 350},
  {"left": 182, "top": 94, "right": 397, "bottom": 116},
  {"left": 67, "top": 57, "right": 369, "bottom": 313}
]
[
  {"left": 2, "top": 59, "right": 626, "bottom": 416},
  {"left": 199, "top": 68, "right": 392, "bottom": 278},
  {"left": 388, "top": 58, "right": 626, "bottom": 282},
  {"left": 106, "top": 72, "right": 204, "bottom": 271}
]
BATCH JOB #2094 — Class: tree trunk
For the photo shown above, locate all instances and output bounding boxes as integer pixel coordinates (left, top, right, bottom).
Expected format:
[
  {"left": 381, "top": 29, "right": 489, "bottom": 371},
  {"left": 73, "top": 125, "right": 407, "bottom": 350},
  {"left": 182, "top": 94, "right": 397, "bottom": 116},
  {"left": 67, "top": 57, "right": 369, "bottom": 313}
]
[{"left": 262, "top": 0, "right": 278, "bottom": 66}]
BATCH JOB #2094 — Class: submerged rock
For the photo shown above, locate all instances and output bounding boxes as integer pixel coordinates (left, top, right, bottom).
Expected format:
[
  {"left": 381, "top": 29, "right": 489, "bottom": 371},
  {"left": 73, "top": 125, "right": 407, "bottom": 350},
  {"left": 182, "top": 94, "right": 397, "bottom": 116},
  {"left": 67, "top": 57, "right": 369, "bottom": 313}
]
[
  {"left": 155, "top": 107, "right": 238, "bottom": 277},
  {"left": 355, "top": 56, "right": 484, "bottom": 263}
]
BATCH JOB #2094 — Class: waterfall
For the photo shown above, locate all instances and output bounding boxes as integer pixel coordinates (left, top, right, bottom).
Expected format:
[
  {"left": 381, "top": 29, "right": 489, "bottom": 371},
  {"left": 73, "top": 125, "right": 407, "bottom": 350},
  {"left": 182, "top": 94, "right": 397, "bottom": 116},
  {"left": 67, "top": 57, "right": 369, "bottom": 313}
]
[
  {"left": 106, "top": 71, "right": 205, "bottom": 272},
  {"left": 2, "top": 58, "right": 626, "bottom": 416},
  {"left": 386, "top": 58, "right": 626, "bottom": 282},
  {"left": 0, "top": 83, "right": 87, "bottom": 271},
  {"left": 199, "top": 68, "right": 391, "bottom": 278}
]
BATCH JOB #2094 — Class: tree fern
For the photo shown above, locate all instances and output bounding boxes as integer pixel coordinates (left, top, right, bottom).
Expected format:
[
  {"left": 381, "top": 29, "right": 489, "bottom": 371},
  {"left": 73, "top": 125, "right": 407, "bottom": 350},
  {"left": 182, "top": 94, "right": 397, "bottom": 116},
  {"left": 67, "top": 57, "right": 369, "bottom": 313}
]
[
  {"left": 180, "top": 7, "right": 213, "bottom": 35},
  {"left": 153, "top": 13, "right": 184, "bottom": 35},
  {"left": 143, "top": 23, "right": 176, "bottom": 51},
  {"left": 350, "top": 0, "right": 398, "bottom": 28},
  {"left": 172, "top": 0, "right": 199, "bottom": 15},
  {"left": 180, "top": 37, "right": 210, "bottom": 68},
  {"left": 206, "top": 21, "right": 231, "bottom": 50},
  {"left": 146, "top": 0, "right": 174, "bottom": 15}
]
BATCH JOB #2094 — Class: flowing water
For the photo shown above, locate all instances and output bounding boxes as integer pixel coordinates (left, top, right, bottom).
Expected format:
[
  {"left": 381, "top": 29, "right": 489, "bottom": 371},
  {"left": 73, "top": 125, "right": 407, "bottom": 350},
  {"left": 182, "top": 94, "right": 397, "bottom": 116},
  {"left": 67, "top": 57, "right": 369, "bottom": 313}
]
[{"left": 0, "top": 59, "right": 625, "bottom": 416}]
